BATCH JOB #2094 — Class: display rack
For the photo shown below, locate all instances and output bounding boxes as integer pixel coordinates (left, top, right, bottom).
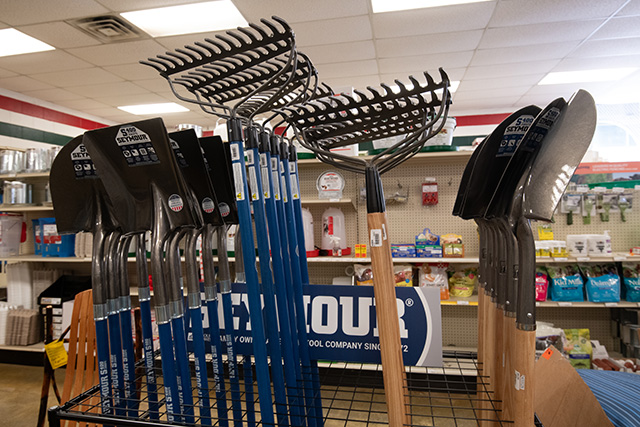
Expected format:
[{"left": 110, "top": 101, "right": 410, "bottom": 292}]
[{"left": 49, "top": 350, "right": 512, "bottom": 427}]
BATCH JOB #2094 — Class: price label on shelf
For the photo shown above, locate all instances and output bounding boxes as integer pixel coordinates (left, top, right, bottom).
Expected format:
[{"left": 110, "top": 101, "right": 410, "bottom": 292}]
[
  {"left": 614, "top": 256, "right": 627, "bottom": 262},
  {"left": 604, "top": 302, "right": 618, "bottom": 307},
  {"left": 457, "top": 300, "right": 470, "bottom": 306},
  {"left": 558, "top": 302, "right": 573, "bottom": 307},
  {"left": 577, "top": 257, "right": 590, "bottom": 262}
]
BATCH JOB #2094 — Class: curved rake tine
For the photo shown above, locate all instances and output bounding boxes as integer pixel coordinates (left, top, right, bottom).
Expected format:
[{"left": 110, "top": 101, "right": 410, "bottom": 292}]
[{"left": 140, "top": 59, "right": 167, "bottom": 73}]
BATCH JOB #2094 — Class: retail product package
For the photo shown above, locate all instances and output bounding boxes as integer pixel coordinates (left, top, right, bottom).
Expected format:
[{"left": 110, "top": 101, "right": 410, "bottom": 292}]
[
  {"left": 394, "top": 264, "right": 413, "bottom": 287},
  {"left": 418, "top": 263, "right": 449, "bottom": 300},
  {"left": 619, "top": 263, "right": 640, "bottom": 302},
  {"left": 549, "top": 240, "right": 568, "bottom": 258},
  {"left": 415, "top": 245, "right": 442, "bottom": 257},
  {"left": 441, "top": 233, "right": 464, "bottom": 257},
  {"left": 535, "top": 240, "right": 551, "bottom": 257},
  {"left": 579, "top": 264, "right": 620, "bottom": 303},
  {"left": 535, "top": 266, "right": 550, "bottom": 301},
  {"left": 546, "top": 264, "right": 584, "bottom": 302},
  {"left": 535, "top": 322, "right": 564, "bottom": 358},
  {"left": 447, "top": 265, "right": 477, "bottom": 298},
  {"left": 586, "top": 233, "right": 612, "bottom": 257},
  {"left": 354, "top": 264, "right": 373, "bottom": 286},
  {"left": 534, "top": 346, "right": 612, "bottom": 427},
  {"left": 563, "top": 328, "right": 593, "bottom": 369},
  {"left": 415, "top": 228, "right": 440, "bottom": 246},
  {"left": 566, "top": 234, "right": 589, "bottom": 257},
  {"left": 391, "top": 244, "right": 416, "bottom": 258}
]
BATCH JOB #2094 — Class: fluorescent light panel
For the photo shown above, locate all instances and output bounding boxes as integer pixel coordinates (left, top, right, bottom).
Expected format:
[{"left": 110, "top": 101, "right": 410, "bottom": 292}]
[
  {"left": 118, "top": 103, "right": 189, "bottom": 115},
  {"left": 372, "top": 0, "right": 492, "bottom": 13},
  {"left": 121, "top": 1, "right": 248, "bottom": 37},
  {"left": 0, "top": 29, "right": 55, "bottom": 57},
  {"left": 539, "top": 68, "right": 637, "bottom": 85}
]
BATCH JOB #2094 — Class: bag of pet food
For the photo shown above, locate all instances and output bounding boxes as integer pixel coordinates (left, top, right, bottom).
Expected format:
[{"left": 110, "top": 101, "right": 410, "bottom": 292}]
[
  {"left": 535, "top": 266, "right": 549, "bottom": 302},
  {"left": 620, "top": 263, "right": 640, "bottom": 302},
  {"left": 419, "top": 263, "right": 449, "bottom": 299},
  {"left": 563, "top": 328, "right": 592, "bottom": 369},
  {"left": 448, "top": 265, "right": 477, "bottom": 298},
  {"left": 394, "top": 264, "right": 413, "bottom": 287},
  {"left": 579, "top": 263, "right": 620, "bottom": 303},
  {"left": 354, "top": 264, "right": 373, "bottom": 286},
  {"left": 546, "top": 264, "right": 584, "bottom": 301}
]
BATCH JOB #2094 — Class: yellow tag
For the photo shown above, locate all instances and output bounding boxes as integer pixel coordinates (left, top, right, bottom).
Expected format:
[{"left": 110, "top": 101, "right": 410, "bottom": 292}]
[
  {"left": 537, "top": 224, "right": 554, "bottom": 240},
  {"left": 45, "top": 340, "right": 68, "bottom": 370}
]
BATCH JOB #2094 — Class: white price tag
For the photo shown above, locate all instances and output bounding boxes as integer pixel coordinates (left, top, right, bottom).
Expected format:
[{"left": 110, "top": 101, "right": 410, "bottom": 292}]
[
  {"left": 614, "top": 256, "right": 627, "bottom": 262},
  {"left": 554, "top": 257, "right": 568, "bottom": 262},
  {"left": 370, "top": 229, "right": 382, "bottom": 247},
  {"left": 558, "top": 302, "right": 573, "bottom": 307},
  {"left": 248, "top": 166, "right": 259, "bottom": 201},
  {"left": 577, "top": 257, "right": 590, "bottom": 262},
  {"left": 536, "top": 302, "right": 541, "bottom": 307},
  {"left": 604, "top": 302, "right": 618, "bottom": 307},
  {"left": 457, "top": 300, "right": 470, "bottom": 306},
  {"left": 232, "top": 163, "right": 244, "bottom": 201}
]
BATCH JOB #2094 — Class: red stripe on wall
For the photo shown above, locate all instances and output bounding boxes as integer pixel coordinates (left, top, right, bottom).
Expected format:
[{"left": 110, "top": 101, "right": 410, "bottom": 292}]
[
  {"left": 455, "top": 113, "right": 511, "bottom": 127},
  {"left": 202, "top": 130, "right": 214, "bottom": 137},
  {"left": 0, "top": 95, "right": 107, "bottom": 130}
]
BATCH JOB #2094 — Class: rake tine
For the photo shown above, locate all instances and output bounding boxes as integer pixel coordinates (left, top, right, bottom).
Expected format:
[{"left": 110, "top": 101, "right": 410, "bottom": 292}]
[
  {"left": 175, "top": 47, "right": 200, "bottom": 62},
  {"left": 194, "top": 40, "right": 219, "bottom": 55},
  {"left": 157, "top": 54, "right": 183, "bottom": 68},
  {"left": 140, "top": 59, "right": 166, "bottom": 73}
]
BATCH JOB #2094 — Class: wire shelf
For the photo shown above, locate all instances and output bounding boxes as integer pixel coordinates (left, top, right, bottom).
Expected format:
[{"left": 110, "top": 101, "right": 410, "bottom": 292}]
[{"left": 49, "top": 351, "right": 512, "bottom": 426}]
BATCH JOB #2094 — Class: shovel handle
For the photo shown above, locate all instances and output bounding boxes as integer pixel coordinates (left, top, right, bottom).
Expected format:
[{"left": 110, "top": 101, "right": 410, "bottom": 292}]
[
  {"left": 367, "top": 212, "right": 409, "bottom": 426},
  {"left": 512, "top": 328, "right": 535, "bottom": 427}
]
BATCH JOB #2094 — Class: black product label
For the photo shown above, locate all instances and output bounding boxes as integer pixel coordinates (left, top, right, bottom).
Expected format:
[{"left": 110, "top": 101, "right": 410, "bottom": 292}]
[
  {"left": 520, "top": 107, "right": 561, "bottom": 153},
  {"left": 71, "top": 143, "right": 97, "bottom": 179},
  {"left": 115, "top": 126, "right": 160, "bottom": 167},
  {"left": 169, "top": 139, "right": 188, "bottom": 168},
  {"left": 496, "top": 115, "right": 535, "bottom": 157}
]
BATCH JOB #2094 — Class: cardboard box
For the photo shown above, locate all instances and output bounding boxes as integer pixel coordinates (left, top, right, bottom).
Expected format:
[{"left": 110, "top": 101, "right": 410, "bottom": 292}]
[{"left": 534, "top": 347, "right": 612, "bottom": 427}]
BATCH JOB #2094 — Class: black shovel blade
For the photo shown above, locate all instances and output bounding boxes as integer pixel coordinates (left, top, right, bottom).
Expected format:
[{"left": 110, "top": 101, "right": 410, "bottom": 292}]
[
  {"left": 50, "top": 135, "right": 117, "bottom": 234},
  {"left": 486, "top": 97, "right": 568, "bottom": 219},
  {"left": 452, "top": 136, "right": 487, "bottom": 217},
  {"left": 523, "top": 90, "right": 597, "bottom": 221},
  {"left": 199, "top": 136, "right": 239, "bottom": 225},
  {"left": 82, "top": 118, "right": 195, "bottom": 233},
  {"left": 459, "top": 105, "right": 542, "bottom": 220},
  {"left": 169, "top": 129, "right": 224, "bottom": 227}
]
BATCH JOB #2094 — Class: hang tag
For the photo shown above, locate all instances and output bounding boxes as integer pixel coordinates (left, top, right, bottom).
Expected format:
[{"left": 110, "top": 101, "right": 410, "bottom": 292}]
[{"left": 45, "top": 340, "right": 68, "bottom": 370}]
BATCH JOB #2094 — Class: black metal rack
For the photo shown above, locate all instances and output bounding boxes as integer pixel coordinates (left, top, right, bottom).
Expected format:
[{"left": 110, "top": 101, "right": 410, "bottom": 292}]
[{"left": 48, "top": 350, "right": 512, "bottom": 426}]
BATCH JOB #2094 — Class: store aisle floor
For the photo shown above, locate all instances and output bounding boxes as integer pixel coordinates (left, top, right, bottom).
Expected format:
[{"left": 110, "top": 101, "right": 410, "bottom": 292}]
[{"left": 0, "top": 363, "right": 65, "bottom": 427}]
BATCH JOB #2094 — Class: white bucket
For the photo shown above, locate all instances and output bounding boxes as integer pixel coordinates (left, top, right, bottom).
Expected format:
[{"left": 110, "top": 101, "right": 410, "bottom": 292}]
[{"left": 425, "top": 116, "right": 456, "bottom": 146}]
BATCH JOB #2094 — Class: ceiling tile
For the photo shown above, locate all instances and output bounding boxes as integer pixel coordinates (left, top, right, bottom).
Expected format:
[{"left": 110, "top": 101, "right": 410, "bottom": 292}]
[
  {"left": 82, "top": 106, "right": 124, "bottom": 117},
  {"left": 95, "top": 0, "right": 210, "bottom": 12},
  {"left": 99, "top": 92, "right": 171, "bottom": 107},
  {"left": 21, "top": 88, "right": 83, "bottom": 102},
  {"left": 570, "top": 37, "right": 640, "bottom": 57},
  {"left": 479, "top": 20, "right": 603, "bottom": 49},
  {"left": 465, "top": 60, "right": 559, "bottom": 80},
  {"left": 449, "top": 96, "right": 519, "bottom": 114},
  {"left": 130, "top": 78, "right": 171, "bottom": 92},
  {"left": 232, "top": 0, "right": 369, "bottom": 24},
  {"left": 617, "top": 0, "right": 640, "bottom": 16},
  {"left": 376, "top": 30, "right": 483, "bottom": 58},
  {"left": 371, "top": 2, "right": 496, "bottom": 39},
  {"left": 0, "top": 76, "right": 54, "bottom": 92},
  {"left": 66, "top": 81, "right": 150, "bottom": 98},
  {"left": 322, "top": 75, "right": 382, "bottom": 92},
  {"left": 295, "top": 16, "right": 372, "bottom": 48},
  {"left": 0, "top": 68, "right": 17, "bottom": 79},
  {"left": 377, "top": 52, "right": 473, "bottom": 75},
  {"left": 0, "top": 0, "right": 109, "bottom": 26},
  {"left": 523, "top": 81, "right": 616, "bottom": 98},
  {"left": 470, "top": 41, "right": 579, "bottom": 66},
  {"left": 17, "top": 22, "right": 101, "bottom": 48},
  {"left": 54, "top": 98, "right": 111, "bottom": 111},
  {"left": 454, "top": 85, "right": 531, "bottom": 102},
  {"left": 0, "top": 50, "right": 94, "bottom": 74},
  {"left": 553, "top": 54, "right": 640, "bottom": 71},
  {"left": 31, "top": 67, "right": 123, "bottom": 87},
  {"left": 316, "top": 60, "right": 378, "bottom": 79},
  {"left": 67, "top": 39, "right": 167, "bottom": 67},
  {"left": 301, "top": 41, "right": 376, "bottom": 64},
  {"left": 458, "top": 74, "right": 543, "bottom": 92},
  {"left": 103, "top": 63, "right": 160, "bottom": 80},
  {"left": 379, "top": 67, "right": 466, "bottom": 84},
  {"left": 153, "top": 30, "right": 227, "bottom": 51},
  {"left": 490, "top": 0, "right": 628, "bottom": 27},
  {"left": 593, "top": 16, "right": 640, "bottom": 39}
]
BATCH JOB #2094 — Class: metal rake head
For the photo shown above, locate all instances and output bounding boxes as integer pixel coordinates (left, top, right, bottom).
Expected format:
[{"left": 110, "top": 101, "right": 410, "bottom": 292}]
[
  {"left": 141, "top": 16, "right": 296, "bottom": 120},
  {"left": 282, "top": 69, "right": 451, "bottom": 174}
]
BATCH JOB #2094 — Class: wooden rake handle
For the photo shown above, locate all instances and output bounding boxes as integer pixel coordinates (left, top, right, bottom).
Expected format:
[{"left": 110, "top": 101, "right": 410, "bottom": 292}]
[{"left": 367, "top": 212, "right": 410, "bottom": 426}]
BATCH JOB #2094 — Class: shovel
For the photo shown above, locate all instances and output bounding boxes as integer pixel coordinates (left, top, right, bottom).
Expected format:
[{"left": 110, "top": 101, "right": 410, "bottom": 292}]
[
  {"left": 82, "top": 118, "right": 196, "bottom": 423},
  {"left": 50, "top": 135, "right": 118, "bottom": 419},
  {"left": 512, "top": 90, "right": 596, "bottom": 426}
]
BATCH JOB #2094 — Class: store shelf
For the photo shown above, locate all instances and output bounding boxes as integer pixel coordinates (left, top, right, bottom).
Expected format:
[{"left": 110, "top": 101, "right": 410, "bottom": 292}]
[
  {"left": 296, "top": 150, "right": 474, "bottom": 166},
  {"left": 307, "top": 256, "right": 479, "bottom": 264},
  {"left": 0, "top": 254, "right": 91, "bottom": 262},
  {"left": 536, "top": 300, "right": 640, "bottom": 308},
  {"left": 0, "top": 204, "right": 53, "bottom": 212},
  {"left": 537, "top": 254, "right": 640, "bottom": 263},
  {"left": 301, "top": 198, "right": 355, "bottom": 209},
  {"left": 0, "top": 172, "right": 49, "bottom": 180},
  {"left": 0, "top": 342, "right": 44, "bottom": 352},
  {"left": 441, "top": 295, "right": 478, "bottom": 306}
]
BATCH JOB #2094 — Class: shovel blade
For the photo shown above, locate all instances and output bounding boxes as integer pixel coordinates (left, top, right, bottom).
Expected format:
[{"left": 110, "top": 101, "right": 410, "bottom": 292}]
[{"left": 523, "top": 90, "right": 597, "bottom": 221}]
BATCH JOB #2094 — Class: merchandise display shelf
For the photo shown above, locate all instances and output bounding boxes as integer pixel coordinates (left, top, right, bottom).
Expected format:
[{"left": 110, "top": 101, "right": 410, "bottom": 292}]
[
  {"left": 0, "top": 205, "right": 53, "bottom": 212},
  {"left": 0, "top": 172, "right": 49, "bottom": 180},
  {"left": 296, "top": 150, "right": 474, "bottom": 165},
  {"left": 301, "top": 198, "right": 356, "bottom": 209}
]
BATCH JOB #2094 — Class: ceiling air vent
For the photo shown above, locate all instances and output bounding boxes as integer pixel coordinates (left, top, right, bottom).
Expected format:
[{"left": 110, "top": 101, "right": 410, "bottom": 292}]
[{"left": 68, "top": 15, "right": 146, "bottom": 43}]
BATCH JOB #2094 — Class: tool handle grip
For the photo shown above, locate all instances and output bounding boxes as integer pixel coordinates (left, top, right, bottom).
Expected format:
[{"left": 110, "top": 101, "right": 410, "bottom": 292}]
[
  {"left": 367, "top": 212, "right": 409, "bottom": 427},
  {"left": 512, "top": 328, "right": 535, "bottom": 427}
]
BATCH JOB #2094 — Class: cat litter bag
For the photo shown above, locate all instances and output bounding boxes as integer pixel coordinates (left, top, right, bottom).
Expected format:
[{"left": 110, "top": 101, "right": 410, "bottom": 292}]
[
  {"left": 619, "top": 263, "right": 640, "bottom": 302},
  {"left": 579, "top": 263, "right": 620, "bottom": 303},
  {"left": 546, "top": 264, "right": 584, "bottom": 302}
]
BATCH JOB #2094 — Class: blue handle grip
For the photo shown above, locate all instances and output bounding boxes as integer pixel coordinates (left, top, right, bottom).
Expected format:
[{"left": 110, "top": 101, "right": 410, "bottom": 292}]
[
  {"left": 119, "top": 308, "right": 137, "bottom": 417},
  {"left": 172, "top": 315, "right": 195, "bottom": 424},
  {"left": 107, "top": 311, "right": 125, "bottom": 416},
  {"left": 189, "top": 306, "right": 212, "bottom": 424},
  {"left": 157, "top": 321, "right": 180, "bottom": 423},
  {"left": 139, "top": 300, "right": 158, "bottom": 418},
  {"left": 205, "top": 298, "right": 228, "bottom": 426},
  {"left": 221, "top": 292, "right": 242, "bottom": 426},
  {"left": 95, "top": 318, "right": 113, "bottom": 416}
]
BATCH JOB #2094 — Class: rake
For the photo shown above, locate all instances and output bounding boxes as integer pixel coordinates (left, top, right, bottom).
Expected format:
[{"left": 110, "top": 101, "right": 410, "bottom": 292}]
[{"left": 281, "top": 70, "right": 451, "bottom": 426}]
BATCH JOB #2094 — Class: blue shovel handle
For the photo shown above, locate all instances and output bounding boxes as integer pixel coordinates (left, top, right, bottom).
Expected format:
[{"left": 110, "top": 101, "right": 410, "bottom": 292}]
[
  {"left": 205, "top": 298, "right": 228, "bottom": 426},
  {"left": 138, "top": 299, "right": 159, "bottom": 418},
  {"left": 189, "top": 306, "right": 212, "bottom": 424},
  {"left": 171, "top": 314, "right": 195, "bottom": 424}
]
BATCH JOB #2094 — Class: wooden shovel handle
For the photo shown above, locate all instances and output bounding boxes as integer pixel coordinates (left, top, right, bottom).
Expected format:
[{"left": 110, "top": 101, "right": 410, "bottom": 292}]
[
  {"left": 367, "top": 212, "right": 409, "bottom": 426},
  {"left": 512, "top": 328, "right": 535, "bottom": 427}
]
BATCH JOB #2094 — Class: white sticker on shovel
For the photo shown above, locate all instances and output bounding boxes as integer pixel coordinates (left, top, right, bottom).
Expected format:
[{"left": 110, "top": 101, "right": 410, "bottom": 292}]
[
  {"left": 168, "top": 194, "right": 183, "bottom": 212},
  {"left": 514, "top": 370, "right": 525, "bottom": 390},
  {"left": 370, "top": 229, "right": 383, "bottom": 247},
  {"left": 233, "top": 163, "right": 245, "bottom": 201}
]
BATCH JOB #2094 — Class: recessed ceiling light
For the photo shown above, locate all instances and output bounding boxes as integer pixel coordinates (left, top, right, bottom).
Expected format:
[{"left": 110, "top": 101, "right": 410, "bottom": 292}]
[
  {"left": 372, "top": 0, "right": 492, "bottom": 13},
  {"left": 539, "top": 68, "right": 637, "bottom": 85},
  {"left": 120, "top": 1, "right": 248, "bottom": 38},
  {"left": 0, "top": 29, "right": 55, "bottom": 57},
  {"left": 118, "top": 103, "right": 189, "bottom": 115}
]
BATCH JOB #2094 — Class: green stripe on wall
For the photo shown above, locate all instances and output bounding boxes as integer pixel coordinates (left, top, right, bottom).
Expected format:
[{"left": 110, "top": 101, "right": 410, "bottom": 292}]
[{"left": 0, "top": 121, "right": 73, "bottom": 146}]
